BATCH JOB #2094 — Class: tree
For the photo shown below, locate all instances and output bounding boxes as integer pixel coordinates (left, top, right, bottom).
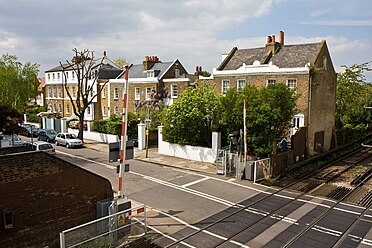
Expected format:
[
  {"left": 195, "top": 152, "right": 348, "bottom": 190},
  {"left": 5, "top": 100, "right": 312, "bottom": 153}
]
[
  {"left": 0, "top": 54, "right": 39, "bottom": 111},
  {"left": 0, "top": 104, "right": 22, "bottom": 134},
  {"left": 60, "top": 49, "right": 106, "bottom": 140},
  {"left": 114, "top": 57, "right": 129, "bottom": 69},
  {"left": 133, "top": 87, "right": 168, "bottom": 130},
  {"left": 162, "top": 84, "right": 221, "bottom": 147},
  {"left": 336, "top": 62, "right": 372, "bottom": 130},
  {"left": 220, "top": 84, "right": 297, "bottom": 157}
]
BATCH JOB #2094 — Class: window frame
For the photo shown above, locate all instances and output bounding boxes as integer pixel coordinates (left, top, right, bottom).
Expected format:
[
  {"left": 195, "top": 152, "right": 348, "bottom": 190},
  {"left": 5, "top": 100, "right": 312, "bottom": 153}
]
[
  {"left": 102, "top": 88, "right": 106, "bottom": 98},
  {"left": 134, "top": 87, "right": 140, "bottom": 100},
  {"left": 286, "top": 78, "right": 297, "bottom": 91},
  {"left": 146, "top": 87, "right": 152, "bottom": 100},
  {"left": 237, "top": 79, "right": 246, "bottom": 91},
  {"left": 66, "top": 104, "right": 70, "bottom": 114},
  {"left": 171, "top": 84, "right": 178, "bottom": 99},
  {"left": 222, "top": 80, "right": 230, "bottom": 94},
  {"left": 266, "top": 79, "right": 276, "bottom": 86},
  {"left": 114, "top": 87, "right": 119, "bottom": 100}
]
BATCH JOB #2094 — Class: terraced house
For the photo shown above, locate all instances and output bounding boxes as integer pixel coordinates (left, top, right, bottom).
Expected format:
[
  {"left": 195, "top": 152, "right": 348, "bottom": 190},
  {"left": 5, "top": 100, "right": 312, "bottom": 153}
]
[
  {"left": 44, "top": 52, "right": 122, "bottom": 121},
  {"left": 203, "top": 31, "right": 336, "bottom": 157},
  {"left": 45, "top": 54, "right": 193, "bottom": 122},
  {"left": 107, "top": 56, "right": 193, "bottom": 116}
]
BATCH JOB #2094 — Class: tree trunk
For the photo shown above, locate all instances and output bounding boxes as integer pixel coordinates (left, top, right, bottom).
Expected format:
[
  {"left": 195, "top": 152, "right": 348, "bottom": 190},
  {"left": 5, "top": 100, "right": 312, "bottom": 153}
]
[{"left": 78, "top": 114, "right": 84, "bottom": 141}]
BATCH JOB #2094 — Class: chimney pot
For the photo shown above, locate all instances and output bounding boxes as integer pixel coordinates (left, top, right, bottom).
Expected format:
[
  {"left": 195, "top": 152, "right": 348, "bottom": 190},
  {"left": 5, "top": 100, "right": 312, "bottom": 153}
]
[
  {"left": 279, "top": 31, "right": 284, "bottom": 45},
  {"left": 199, "top": 66, "right": 202, "bottom": 72},
  {"left": 267, "top": 36, "right": 272, "bottom": 44},
  {"left": 103, "top": 51, "right": 107, "bottom": 56},
  {"left": 271, "top": 35, "right": 275, "bottom": 43},
  {"left": 196, "top": 66, "right": 199, "bottom": 72}
]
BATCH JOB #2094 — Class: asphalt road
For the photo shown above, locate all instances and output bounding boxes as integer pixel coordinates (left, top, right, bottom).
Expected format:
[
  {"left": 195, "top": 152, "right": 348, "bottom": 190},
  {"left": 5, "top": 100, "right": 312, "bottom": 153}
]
[{"left": 20, "top": 136, "right": 372, "bottom": 247}]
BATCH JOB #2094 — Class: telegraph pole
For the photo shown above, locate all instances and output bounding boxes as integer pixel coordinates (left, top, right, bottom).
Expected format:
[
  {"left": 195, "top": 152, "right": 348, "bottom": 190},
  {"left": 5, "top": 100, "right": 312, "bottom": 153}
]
[
  {"left": 118, "top": 65, "right": 131, "bottom": 198},
  {"left": 243, "top": 99, "right": 247, "bottom": 163}
]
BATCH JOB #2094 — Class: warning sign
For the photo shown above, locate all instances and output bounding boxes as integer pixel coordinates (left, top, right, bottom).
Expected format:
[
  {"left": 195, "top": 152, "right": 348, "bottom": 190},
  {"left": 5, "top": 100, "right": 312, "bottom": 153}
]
[{"left": 118, "top": 214, "right": 125, "bottom": 226}]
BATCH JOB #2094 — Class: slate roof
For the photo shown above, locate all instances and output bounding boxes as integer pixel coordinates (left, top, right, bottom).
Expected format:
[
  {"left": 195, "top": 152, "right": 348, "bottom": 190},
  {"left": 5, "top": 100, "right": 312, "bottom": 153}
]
[
  {"left": 219, "top": 42, "right": 322, "bottom": 70},
  {"left": 119, "top": 61, "right": 173, "bottom": 79}
]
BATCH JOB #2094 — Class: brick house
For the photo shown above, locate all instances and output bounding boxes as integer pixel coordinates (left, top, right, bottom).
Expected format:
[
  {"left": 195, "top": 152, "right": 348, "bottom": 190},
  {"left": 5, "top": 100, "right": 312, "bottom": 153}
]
[
  {"left": 202, "top": 31, "right": 336, "bottom": 157},
  {"left": 44, "top": 52, "right": 122, "bottom": 121},
  {"left": 0, "top": 147, "right": 113, "bottom": 247},
  {"left": 106, "top": 56, "right": 193, "bottom": 116}
]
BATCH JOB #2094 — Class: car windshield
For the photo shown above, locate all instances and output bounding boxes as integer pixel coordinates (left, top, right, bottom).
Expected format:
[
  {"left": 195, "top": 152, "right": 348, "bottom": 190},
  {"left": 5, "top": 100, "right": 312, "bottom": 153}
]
[
  {"left": 39, "top": 144, "right": 53, "bottom": 150},
  {"left": 47, "top": 130, "right": 57, "bottom": 135},
  {"left": 65, "top": 134, "right": 77, "bottom": 139}
]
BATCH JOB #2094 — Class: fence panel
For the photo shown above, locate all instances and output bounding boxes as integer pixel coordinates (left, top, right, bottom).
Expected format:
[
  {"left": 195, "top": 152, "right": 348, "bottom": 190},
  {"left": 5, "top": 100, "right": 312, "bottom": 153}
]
[
  {"left": 253, "top": 158, "right": 271, "bottom": 183},
  {"left": 60, "top": 204, "right": 147, "bottom": 248}
]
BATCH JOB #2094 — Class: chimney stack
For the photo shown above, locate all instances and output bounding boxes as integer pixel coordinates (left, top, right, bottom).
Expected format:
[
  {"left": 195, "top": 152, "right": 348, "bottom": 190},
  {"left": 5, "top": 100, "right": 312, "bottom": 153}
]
[
  {"left": 267, "top": 36, "right": 272, "bottom": 44},
  {"left": 143, "top": 55, "right": 160, "bottom": 70},
  {"left": 271, "top": 35, "right": 275, "bottom": 43},
  {"left": 279, "top": 31, "right": 284, "bottom": 45}
]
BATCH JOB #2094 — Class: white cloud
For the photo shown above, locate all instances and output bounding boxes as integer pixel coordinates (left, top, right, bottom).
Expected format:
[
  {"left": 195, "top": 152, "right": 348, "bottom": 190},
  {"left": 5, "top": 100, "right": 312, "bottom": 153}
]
[{"left": 298, "top": 19, "right": 372, "bottom": 26}]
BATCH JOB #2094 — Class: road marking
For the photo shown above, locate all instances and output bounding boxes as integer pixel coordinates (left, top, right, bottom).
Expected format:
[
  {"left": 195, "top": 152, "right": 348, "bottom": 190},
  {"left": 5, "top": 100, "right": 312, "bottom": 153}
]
[
  {"left": 151, "top": 208, "right": 250, "bottom": 248},
  {"left": 56, "top": 151, "right": 116, "bottom": 170},
  {"left": 55, "top": 151, "right": 369, "bottom": 245},
  {"left": 181, "top": 177, "right": 209, "bottom": 188},
  {"left": 130, "top": 171, "right": 236, "bottom": 207}
]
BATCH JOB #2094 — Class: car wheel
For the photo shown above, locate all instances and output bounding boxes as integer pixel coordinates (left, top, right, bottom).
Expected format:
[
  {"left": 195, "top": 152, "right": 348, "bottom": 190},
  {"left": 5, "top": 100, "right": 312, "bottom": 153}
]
[
  {"left": 46, "top": 138, "right": 50, "bottom": 143},
  {"left": 38, "top": 137, "right": 40, "bottom": 141},
  {"left": 55, "top": 141, "right": 59, "bottom": 146},
  {"left": 66, "top": 143, "right": 70, "bottom": 149}
]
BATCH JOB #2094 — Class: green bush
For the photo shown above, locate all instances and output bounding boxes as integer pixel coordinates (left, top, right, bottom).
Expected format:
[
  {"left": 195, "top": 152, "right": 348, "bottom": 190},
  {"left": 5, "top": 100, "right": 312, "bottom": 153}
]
[{"left": 92, "top": 113, "right": 140, "bottom": 137}]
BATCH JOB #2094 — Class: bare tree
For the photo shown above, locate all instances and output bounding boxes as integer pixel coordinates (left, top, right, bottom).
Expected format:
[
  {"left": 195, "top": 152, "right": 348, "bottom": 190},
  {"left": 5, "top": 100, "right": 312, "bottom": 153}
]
[{"left": 60, "top": 48, "right": 106, "bottom": 140}]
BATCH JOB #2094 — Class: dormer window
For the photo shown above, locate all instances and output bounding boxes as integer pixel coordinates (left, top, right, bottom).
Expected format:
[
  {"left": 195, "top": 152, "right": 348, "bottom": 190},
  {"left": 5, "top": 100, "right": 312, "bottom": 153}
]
[{"left": 147, "top": 71, "right": 155, "bottom": 78}]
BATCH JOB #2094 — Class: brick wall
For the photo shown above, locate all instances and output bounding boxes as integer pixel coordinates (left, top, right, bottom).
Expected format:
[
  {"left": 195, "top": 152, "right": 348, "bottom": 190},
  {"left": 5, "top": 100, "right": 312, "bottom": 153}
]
[{"left": 0, "top": 151, "right": 113, "bottom": 248}]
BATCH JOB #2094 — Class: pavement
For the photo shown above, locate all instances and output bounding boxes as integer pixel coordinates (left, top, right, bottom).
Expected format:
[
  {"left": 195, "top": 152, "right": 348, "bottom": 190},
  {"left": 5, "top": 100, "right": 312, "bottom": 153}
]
[{"left": 83, "top": 139, "right": 217, "bottom": 175}]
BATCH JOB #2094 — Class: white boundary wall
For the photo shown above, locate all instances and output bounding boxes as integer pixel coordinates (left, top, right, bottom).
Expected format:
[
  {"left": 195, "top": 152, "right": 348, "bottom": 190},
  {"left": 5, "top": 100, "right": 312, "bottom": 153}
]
[
  {"left": 68, "top": 128, "right": 119, "bottom": 143},
  {"left": 157, "top": 126, "right": 220, "bottom": 163}
]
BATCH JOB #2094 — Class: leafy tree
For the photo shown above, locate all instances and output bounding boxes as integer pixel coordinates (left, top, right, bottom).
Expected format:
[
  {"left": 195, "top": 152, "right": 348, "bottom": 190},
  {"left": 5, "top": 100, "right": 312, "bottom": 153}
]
[
  {"left": 0, "top": 54, "right": 39, "bottom": 111},
  {"left": 0, "top": 104, "right": 22, "bottom": 134},
  {"left": 220, "top": 84, "right": 297, "bottom": 157},
  {"left": 336, "top": 62, "right": 372, "bottom": 130},
  {"left": 162, "top": 84, "right": 221, "bottom": 147},
  {"left": 60, "top": 48, "right": 106, "bottom": 140},
  {"left": 114, "top": 57, "right": 129, "bottom": 69}
]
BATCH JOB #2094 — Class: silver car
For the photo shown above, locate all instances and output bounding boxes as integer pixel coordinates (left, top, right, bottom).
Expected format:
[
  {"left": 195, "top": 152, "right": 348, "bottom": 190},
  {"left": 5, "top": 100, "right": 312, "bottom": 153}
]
[
  {"left": 26, "top": 141, "right": 56, "bottom": 154},
  {"left": 55, "top": 133, "right": 83, "bottom": 148}
]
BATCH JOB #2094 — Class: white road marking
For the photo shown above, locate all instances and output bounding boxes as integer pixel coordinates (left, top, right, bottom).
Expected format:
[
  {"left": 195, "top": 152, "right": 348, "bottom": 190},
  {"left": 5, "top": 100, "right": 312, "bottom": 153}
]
[
  {"left": 130, "top": 171, "right": 237, "bottom": 207},
  {"left": 56, "top": 151, "right": 370, "bottom": 246},
  {"left": 151, "top": 208, "right": 250, "bottom": 247},
  {"left": 181, "top": 177, "right": 209, "bottom": 188}
]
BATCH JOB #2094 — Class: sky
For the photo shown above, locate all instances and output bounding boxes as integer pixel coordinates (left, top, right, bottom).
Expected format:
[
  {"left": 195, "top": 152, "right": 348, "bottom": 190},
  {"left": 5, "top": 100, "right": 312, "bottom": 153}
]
[{"left": 0, "top": 0, "right": 371, "bottom": 81}]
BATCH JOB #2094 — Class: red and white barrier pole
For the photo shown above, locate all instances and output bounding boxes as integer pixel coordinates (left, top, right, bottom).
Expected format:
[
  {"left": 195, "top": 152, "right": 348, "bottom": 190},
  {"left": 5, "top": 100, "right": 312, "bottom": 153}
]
[{"left": 118, "top": 65, "right": 130, "bottom": 198}]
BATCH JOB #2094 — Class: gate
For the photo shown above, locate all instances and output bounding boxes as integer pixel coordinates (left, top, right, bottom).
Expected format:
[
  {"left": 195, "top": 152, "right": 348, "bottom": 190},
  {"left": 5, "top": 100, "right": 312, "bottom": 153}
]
[
  {"left": 216, "top": 150, "right": 244, "bottom": 180},
  {"left": 60, "top": 204, "right": 147, "bottom": 248},
  {"left": 54, "top": 119, "right": 62, "bottom": 133}
]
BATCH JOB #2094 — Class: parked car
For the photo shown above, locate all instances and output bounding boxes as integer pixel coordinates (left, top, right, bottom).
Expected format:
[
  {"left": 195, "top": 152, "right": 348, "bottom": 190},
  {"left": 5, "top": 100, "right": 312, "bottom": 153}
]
[
  {"left": 20, "top": 124, "right": 39, "bottom": 137},
  {"left": 25, "top": 141, "right": 56, "bottom": 154},
  {"left": 0, "top": 134, "right": 24, "bottom": 147},
  {"left": 55, "top": 133, "right": 83, "bottom": 148},
  {"left": 38, "top": 129, "right": 57, "bottom": 142}
]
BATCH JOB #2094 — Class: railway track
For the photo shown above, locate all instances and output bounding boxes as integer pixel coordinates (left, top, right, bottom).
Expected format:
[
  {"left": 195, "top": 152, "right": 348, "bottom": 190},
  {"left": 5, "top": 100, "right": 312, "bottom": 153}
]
[{"left": 162, "top": 145, "right": 372, "bottom": 247}]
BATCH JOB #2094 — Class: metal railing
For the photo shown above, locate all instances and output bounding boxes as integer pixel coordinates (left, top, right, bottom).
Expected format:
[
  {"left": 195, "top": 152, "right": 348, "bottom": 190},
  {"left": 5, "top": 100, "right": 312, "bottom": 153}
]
[{"left": 60, "top": 204, "right": 147, "bottom": 248}]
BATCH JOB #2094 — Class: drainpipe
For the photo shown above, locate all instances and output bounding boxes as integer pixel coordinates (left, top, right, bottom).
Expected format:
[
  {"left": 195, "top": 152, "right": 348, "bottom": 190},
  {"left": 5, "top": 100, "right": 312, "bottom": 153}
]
[{"left": 306, "top": 70, "right": 312, "bottom": 157}]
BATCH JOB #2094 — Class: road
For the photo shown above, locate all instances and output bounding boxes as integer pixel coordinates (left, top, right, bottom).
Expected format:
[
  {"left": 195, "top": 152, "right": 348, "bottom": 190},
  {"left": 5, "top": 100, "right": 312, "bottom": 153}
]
[{"left": 21, "top": 137, "right": 372, "bottom": 247}]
